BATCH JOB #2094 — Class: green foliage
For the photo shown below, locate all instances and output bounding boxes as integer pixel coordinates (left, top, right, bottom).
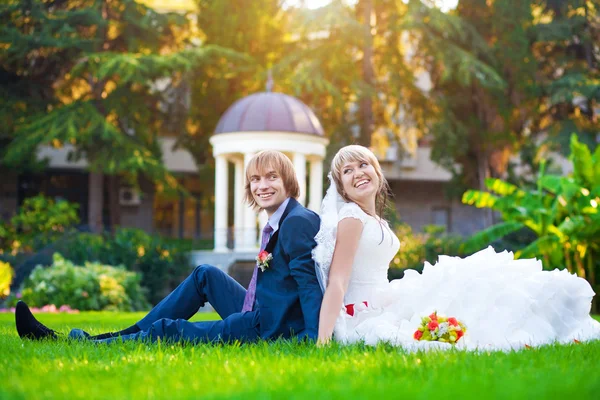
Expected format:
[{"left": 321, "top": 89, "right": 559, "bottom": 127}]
[
  {"left": 530, "top": 0, "right": 600, "bottom": 155},
  {"left": 55, "top": 228, "right": 192, "bottom": 305},
  {"left": 20, "top": 253, "right": 148, "bottom": 311},
  {"left": 0, "top": 221, "right": 11, "bottom": 254},
  {"left": 1, "top": 0, "right": 192, "bottom": 174},
  {"left": 414, "top": 0, "right": 599, "bottom": 195},
  {"left": 275, "top": 0, "right": 489, "bottom": 150},
  {"left": 389, "top": 224, "right": 465, "bottom": 279},
  {"left": 181, "top": 0, "right": 285, "bottom": 166},
  {"left": 0, "top": 261, "right": 13, "bottom": 298},
  {"left": 0, "top": 0, "right": 97, "bottom": 171},
  {"left": 461, "top": 134, "right": 600, "bottom": 301},
  {"left": 405, "top": 0, "right": 506, "bottom": 90},
  {"left": 411, "top": 0, "right": 530, "bottom": 189},
  {"left": 0, "top": 0, "right": 249, "bottom": 232},
  {"left": 459, "top": 221, "right": 526, "bottom": 254},
  {"left": 11, "top": 195, "right": 80, "bottom": 245},
  {"left": 1, "top": 195, "right": 79, "bottom": 252}
]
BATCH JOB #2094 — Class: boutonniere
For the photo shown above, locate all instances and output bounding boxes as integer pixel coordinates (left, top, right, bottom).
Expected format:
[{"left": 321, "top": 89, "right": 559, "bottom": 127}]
[{"left": 256, "top": 250, "right": 273, "bottom": 272}]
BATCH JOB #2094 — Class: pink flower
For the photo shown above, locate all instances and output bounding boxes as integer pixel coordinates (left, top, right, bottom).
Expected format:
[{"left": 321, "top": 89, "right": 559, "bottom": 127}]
[
  {"left": 257, "top": 250, "right": 270, "bottom": 263},
  {"left": 414, "top": 330, "right": 423, "bottom": 340},
  {"left": 427, "top": 321, "right": 439, "bottom": 330},
  {"left": 256, "top": 250, "right": 273, "bottom": 271}
]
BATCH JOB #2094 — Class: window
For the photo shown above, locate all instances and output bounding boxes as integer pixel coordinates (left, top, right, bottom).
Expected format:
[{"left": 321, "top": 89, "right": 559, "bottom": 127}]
[{"left": 153, "top": 175, "right": 211, "bottom": 239}]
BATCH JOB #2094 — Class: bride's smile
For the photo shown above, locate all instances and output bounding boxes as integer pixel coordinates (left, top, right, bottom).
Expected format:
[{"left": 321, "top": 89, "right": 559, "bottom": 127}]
[
  {"left": 341, "top": 160, "right": 379, "bottom": 205},
  {"left": 354, "top": 178, "right": 370, "bottom": 188}
]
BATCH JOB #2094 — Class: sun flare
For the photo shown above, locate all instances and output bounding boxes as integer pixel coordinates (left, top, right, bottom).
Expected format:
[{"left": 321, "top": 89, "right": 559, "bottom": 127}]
[{"left": 288, "top": 0, "right": 458, "bottom": 12}]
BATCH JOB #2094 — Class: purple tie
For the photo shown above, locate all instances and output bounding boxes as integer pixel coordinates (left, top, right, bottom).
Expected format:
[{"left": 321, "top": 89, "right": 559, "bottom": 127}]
[{"left": 242, "top": 223, "right": 274, "bottom": 312}]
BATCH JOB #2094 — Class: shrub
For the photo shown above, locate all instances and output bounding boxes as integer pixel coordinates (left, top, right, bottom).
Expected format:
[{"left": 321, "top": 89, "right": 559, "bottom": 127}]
[
  {"left": 57, "top": 228, "right": 192, "bottom": 304},
  {"left": 0, "top": 221, "right": 10, "bottom": 253},
  {"left": 389, "top": 224, "right": 466, "bottom": 280},
  {"left": 0, "top": 195, "right": 80, "bottom": 253},
  {"left": 462, "top": 134, "right": 600, "bottom": 281},
  {"left": 56, "top": 232, "right": 107, "bottom": 265},
  {"left": 0, "top": 261, "right": 13, "bottom": 299},
  {"left": 20, "top": 253, "right": 149, "bottom": 311}
]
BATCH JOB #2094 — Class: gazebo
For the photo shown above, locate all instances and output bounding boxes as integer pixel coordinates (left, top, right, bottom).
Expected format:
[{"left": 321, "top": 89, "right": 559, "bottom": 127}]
[{"left": 209, "top": 91, "right": 329, "bottom": 252}]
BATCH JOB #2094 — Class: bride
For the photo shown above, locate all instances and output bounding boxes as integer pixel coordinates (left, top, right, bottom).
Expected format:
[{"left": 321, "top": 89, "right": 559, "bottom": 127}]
[{"left": 314, "top": 145, "right": 600, "bottom": 351}]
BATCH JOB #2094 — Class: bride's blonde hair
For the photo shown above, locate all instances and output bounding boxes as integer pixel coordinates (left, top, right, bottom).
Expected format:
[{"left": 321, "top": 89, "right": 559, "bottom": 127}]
[{"left": 331, "top": 145, "right": 392, "bottom": 219}]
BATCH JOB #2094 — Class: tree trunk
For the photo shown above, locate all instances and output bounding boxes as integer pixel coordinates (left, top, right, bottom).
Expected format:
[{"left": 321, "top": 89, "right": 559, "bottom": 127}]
[
  {"left": 108, "top": 174, "right": 120, "bottom": 232},
  {"left": 88, "top": 171, "right": 104, "bottom": 233},
  {"left": 564, "top": 246, "right": 574, "bottom": 274},
  {"left": 358, "top": 0, "right": 375, "bottom": 147},
  {"left": 586, "top": 253, "right": 597, "bottom": 313},
  {"left": 574, "top": 250, "right": 586, "bottom": 279},
  {"left": 477, "top": 152, "right": 493, "bottom": 228}
]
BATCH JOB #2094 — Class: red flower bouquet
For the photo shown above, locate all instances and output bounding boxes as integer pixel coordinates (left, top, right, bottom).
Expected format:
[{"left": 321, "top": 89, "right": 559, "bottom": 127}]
[{"left": 413, "top": 311, "right": 466, "bottom": 344}]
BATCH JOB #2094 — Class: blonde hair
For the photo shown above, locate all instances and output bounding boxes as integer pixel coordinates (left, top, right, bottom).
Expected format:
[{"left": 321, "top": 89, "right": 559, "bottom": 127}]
[
  {"left": 244, "top": 150, "right": 300, "bottom": 209},
  {"left": 331, "top": 145, "right": 391, "bottom": 218}
]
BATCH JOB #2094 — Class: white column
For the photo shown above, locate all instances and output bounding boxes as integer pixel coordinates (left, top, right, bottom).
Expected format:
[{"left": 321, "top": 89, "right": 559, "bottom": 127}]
[
  {"left": 233, "top": 158, "right": 244, "bottom": 251},
  {"left": 293, "top": 152, "right": 307, "bottom": 206},
  {"left": 308, "top": 157, "right": 324, "bottom": 212},
  {"left": 242, "top": 152, "right": 258, "bottom": 250},
  {"left": 214, "top": 155, "right": 229, "bottom": 252}
]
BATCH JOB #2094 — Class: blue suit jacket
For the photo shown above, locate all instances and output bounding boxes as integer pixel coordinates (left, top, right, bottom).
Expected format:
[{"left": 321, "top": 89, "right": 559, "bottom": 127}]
[{"left": 255, "top": 198, "right": 323, "bottom": 341}]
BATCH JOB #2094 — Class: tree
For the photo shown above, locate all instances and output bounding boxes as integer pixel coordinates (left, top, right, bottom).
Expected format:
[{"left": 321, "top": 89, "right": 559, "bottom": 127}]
[
  {"left": 409, "top": 0, "right": 534, "bottom": 216},
  {"left": 0, "top": 0, "right": 100, "bottom": 173},
  {"left": 1, "top": 0, "right": 244, "bottom": 233},
  {"left": 275, "top": 1, "right": 364, "bottom": 151},
  {"left": 414, "top": 0, "right": 599, "bottom": 201},
  {"left": 275, "top": 0, "right": 429, "bottom": 153},
  {"left": 181, "top": 0, "right": 286, "bottom": 166},
  {"left": 528, "top": 0, "right": 600, "bottom": 153},
  {"left": 275, "top": 0, "right": 505, "bottom": 165}
]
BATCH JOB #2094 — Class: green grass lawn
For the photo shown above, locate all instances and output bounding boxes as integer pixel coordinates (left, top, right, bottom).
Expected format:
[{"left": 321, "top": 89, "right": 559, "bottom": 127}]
[{"left": 1, "top": 312, "right": 600, "bottom": 399}]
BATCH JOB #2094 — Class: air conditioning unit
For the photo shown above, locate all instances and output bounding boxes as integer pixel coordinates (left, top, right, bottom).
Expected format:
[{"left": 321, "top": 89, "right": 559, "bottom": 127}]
[{"left": 119, "top": 187, "right": 141, "bottom": 206}]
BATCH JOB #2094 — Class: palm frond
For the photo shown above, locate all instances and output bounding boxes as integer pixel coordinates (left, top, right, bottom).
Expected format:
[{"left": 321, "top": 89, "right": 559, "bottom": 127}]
[{"left": 460, "top": 221, "right": 525, "bottom": 253}]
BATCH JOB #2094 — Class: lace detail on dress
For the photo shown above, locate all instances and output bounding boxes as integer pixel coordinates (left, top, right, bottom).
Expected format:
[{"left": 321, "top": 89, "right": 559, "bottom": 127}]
[
  {"left": 338, "top": 202, "right": 369, "bottom": 225},
  {"left": 312, "top": 174, "right": 346, "bottom": 293}
]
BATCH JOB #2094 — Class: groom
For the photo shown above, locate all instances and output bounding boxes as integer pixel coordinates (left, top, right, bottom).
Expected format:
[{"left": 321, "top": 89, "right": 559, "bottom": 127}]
[{"left": 16, "top": 150, "right": 323, "bottom": 343}]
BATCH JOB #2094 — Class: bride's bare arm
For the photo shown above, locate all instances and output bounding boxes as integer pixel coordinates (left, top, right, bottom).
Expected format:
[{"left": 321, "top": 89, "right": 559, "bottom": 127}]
[{"left": 317, "top": 217, "right": 363, "bottom": 345}]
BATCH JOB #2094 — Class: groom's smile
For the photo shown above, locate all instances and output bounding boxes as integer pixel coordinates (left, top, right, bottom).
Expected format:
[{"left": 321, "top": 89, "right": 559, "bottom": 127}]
[{"left": 250, "top": 168, "right": 289, "bottom": 217}]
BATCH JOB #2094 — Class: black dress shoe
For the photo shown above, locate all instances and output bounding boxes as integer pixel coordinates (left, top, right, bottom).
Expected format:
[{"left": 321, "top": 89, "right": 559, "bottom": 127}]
[{"left": 15, "top": 301, "right": 59, "bottom": 340}]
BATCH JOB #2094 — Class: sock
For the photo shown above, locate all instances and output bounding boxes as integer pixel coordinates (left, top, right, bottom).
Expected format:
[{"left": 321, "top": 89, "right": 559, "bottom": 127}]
[{"left": 89, "top": 324, "right": 141, "bottom": 340}]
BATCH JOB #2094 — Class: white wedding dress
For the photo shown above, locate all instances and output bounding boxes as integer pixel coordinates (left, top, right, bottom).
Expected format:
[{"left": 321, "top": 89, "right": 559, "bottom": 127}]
[{"left": 330, "top": 202, "right": 600, "bottom": 351}]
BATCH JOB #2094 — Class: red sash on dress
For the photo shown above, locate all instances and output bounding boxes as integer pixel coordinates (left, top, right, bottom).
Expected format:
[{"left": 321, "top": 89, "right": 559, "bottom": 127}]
[{"left": 344, "top": 301, "right": 368, "bottom": 316}]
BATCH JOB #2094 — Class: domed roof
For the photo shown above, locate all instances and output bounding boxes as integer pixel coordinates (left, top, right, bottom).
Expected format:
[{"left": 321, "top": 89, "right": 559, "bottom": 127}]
[{"left": 214, "top": 92, "right": 324, "bottom": 136}]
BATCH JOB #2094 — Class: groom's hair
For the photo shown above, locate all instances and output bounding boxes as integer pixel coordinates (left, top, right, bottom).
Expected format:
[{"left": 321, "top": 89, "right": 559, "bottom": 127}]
[{"left": 244, "top": 150, "right": 300, "bottom": 208}]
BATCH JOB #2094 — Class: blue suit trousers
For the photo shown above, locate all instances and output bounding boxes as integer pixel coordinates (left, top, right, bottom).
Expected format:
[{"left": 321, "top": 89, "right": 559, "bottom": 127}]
[{"left": 97, "top": 265, "right": 260, "bottom": 344}]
